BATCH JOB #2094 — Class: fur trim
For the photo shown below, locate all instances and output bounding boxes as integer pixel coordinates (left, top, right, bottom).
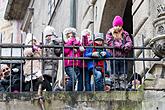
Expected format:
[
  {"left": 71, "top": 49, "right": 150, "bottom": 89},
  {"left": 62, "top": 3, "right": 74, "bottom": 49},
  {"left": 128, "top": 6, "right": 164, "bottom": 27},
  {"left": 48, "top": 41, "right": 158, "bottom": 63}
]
[
  {"left": 43, "top": 26, "right": 57, "bottom": 37},
  {"left": 63, "top": 27, "right": 77, "bottom": 43}
]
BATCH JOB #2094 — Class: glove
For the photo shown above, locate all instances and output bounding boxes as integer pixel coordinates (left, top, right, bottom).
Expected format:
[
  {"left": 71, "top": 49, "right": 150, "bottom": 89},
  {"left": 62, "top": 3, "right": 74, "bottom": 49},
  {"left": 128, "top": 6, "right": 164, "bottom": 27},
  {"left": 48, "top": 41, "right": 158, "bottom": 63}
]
[
  {"left": 74, "top": 49, "right": 77, "bottom": 53},
  {"left": 12, "top": 68, "right": 19, "bottom": 73},
  {"left": 121, "top": 45, "right": 128, "bottom": 51},
  {"left": 79, "top": 46, "right": 85, "bottom": 52},
  {"left": 100, "top": 51, "right": 106, "bottom": 57},
  {"left": 92, "top": 52, "right": 99, "bottom": 57},
  {"left": 32, "top": 45, "right": 40, "bottom": 51}
]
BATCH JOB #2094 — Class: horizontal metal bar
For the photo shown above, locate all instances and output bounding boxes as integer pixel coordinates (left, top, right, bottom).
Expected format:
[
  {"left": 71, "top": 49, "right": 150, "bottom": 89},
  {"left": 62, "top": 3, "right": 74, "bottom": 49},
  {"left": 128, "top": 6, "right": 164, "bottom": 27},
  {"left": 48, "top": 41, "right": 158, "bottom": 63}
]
[
  {"left": 0, "top": 60, "right": 25, "bottom": 64},
  {"left": 0, "top": 43, "right": 152, "bottom": 49},
  {"left": 0, "top": 56, "right": 161, "bottom": 61}
]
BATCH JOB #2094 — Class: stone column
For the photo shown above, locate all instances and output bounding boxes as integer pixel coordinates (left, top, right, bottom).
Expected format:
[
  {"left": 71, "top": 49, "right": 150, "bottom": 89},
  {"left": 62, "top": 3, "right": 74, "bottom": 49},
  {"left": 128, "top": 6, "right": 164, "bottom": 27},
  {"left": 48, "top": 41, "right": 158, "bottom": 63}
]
[{"left": 145, "top": 4, "right": 165, "bottom": 90}]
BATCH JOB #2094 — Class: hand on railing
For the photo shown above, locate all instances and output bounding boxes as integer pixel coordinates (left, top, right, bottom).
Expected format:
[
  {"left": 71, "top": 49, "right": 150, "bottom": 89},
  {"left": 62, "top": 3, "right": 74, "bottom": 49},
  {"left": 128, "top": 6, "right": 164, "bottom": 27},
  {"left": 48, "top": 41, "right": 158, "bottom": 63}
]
[
  {"left": 79, "top": 46, "right": 85, "bottom": 52},
  {"left": 32, "top": 45, "right": 41, "bottom": 52},
  {"left": 92, "top": 52, "right": 99, "bottom": 57},
  {"left": 100, "top": 51, "right": 106, "bottom": 57}
]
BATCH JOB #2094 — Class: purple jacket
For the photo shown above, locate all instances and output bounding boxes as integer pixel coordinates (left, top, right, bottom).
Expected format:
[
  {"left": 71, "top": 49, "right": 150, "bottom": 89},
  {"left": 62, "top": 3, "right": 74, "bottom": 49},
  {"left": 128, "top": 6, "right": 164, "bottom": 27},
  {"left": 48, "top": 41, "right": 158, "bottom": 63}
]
[
  {"left": 64, "top": 37, "right": 83, "bottom": 68},
  {"left": 106, "top": 30, "right": 132, "bottom": 57}
]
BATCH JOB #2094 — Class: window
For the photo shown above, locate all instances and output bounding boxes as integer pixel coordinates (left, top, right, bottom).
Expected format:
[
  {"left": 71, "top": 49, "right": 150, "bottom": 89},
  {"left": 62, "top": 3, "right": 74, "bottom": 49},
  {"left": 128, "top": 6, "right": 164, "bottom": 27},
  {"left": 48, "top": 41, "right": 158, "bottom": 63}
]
[{"left": 48, "top": 0, "right": 59, "bottom": 19}]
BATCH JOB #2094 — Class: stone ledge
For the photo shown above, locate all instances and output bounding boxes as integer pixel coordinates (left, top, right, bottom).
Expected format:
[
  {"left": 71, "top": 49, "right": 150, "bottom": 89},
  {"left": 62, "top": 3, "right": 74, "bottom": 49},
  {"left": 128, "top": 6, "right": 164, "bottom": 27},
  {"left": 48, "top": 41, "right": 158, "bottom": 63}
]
[
  {"left": 0, "top": 91, "right": 144, "bottom": 110},
  {"left": 0, "top": 91, "right": 144, "bottom": 102}
]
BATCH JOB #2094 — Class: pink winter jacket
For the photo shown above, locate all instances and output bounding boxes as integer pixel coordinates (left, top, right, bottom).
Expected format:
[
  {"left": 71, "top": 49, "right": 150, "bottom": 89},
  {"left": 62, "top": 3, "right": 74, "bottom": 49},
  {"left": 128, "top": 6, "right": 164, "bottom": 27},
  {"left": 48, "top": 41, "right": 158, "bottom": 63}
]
[
  {"left": 64, "top": 38, "right": 83, "bottom": 68},
  {"left": 106, "top": 30, "right": 133, "bottom": 57}
]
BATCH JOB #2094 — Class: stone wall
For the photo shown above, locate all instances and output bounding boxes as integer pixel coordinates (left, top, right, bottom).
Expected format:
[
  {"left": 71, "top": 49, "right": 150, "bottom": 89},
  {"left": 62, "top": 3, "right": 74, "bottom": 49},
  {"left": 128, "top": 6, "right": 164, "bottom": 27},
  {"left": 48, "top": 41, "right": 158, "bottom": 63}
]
[
  {"left": 0, "top": 91, "right": 165, "bottom": 110},
  {"left": 132, "top": 0, "right": 164, "bottom": 74},
  {"left": 0, "top": 91, "right": 143, "bottom": 110}
]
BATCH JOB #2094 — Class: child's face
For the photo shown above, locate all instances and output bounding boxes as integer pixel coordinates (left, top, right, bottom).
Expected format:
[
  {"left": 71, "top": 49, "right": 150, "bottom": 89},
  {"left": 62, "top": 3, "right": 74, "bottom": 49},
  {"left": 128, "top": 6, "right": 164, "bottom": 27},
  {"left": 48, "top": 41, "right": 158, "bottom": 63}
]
[
  {"left": 67, "top": 32, "right": 74, "bottom": 38},
  {"left": 1, "top": 65, "right": 10, "bottom": 78},
  {"left": 113, "top": 26, "right": 122, "bottom": 34},
  {"left": 45, "top": 35, "right": 52, "bottom": 41},
  {"left": 104, "top": 85, "right": 111, "bottom": 91},
  {"left": 132, "top": 79, "right": 140, "bottom": 85}
]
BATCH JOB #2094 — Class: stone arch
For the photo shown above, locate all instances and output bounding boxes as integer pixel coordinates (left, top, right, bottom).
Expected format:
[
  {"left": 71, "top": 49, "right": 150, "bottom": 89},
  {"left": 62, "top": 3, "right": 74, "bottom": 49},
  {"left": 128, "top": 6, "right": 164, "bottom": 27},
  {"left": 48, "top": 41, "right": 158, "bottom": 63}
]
[{"left": 99, "top": 0, "right": 133, "bottom": 34}]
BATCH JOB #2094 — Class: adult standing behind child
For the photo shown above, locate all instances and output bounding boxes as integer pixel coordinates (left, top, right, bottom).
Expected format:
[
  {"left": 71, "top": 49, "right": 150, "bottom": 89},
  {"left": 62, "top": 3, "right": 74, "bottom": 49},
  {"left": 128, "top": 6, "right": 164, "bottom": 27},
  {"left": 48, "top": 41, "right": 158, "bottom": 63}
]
[{"left": 106, "top": 15, "right": 133, "bottom": 89}]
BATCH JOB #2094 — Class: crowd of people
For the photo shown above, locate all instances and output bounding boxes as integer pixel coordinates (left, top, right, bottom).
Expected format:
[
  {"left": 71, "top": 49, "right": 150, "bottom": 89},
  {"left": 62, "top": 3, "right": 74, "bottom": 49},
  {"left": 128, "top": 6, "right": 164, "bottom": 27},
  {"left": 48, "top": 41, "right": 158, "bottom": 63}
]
[{"left": 0, "top": 16, "right": 142, "bottom": 92}]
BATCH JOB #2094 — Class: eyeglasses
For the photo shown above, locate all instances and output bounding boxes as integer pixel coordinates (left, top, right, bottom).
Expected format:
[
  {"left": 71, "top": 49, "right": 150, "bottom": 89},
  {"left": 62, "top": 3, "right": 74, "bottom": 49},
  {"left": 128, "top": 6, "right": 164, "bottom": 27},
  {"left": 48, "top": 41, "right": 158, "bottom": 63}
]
[{"left": 2, "top": 68, "right": 9, "bottom": 72}]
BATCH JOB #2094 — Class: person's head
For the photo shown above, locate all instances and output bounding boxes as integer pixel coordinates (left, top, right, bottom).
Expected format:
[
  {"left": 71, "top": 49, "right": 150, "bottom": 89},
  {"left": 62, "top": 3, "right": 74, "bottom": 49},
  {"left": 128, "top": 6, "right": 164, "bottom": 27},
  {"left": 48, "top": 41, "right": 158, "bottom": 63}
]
[
  {"left": 63, "top": 27, "right": 77, "bottom": 42},
  {"left": 81, "top": 29, "right": 92, "bottom": 40},
  {"left": 44, "top": 26, "right": 58, "bottom": 42},
  {"left": 130, "top": 73, "right": 142, "bottom": 85},
  {"left": 25, "top": 33, "right": 37, "bottom": 45},
  {"left": 1, "top": 64, "right": 10, "bottom": 79},
  {"left": 104, "top": 77, "right": 112, "bottom": 91},
  {"left": 94, "top": 33, "right": 104, "bottom": 45},
  {"left": 112, "top": 16, "right": 124, "bottom": 35}
]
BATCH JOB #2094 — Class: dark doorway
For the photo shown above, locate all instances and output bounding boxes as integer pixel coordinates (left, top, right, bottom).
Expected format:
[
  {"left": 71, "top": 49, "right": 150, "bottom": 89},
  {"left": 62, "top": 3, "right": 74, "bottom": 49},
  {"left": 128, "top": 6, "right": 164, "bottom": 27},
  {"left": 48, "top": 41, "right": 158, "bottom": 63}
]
[
  {"left": 123, "top": 0, "right": 133, "bottom": 34},
  {"left": 123, "top": 0, "right": 133, "bottom": 79}
]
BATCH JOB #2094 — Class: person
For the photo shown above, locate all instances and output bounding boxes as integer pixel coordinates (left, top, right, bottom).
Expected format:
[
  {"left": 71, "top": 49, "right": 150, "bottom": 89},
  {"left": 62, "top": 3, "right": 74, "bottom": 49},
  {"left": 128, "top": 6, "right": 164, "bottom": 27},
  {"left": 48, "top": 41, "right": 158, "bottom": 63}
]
[
  {"left": 23, "top": 33, "right": 43, "bottom": 91},
  {"left": 43, "top": 26, "right": 62, "bottom": 91},
  {"left": 0, "top": 64, "right": 22, "bottom": 92},
  {"left": 10, "top": 63, "right": 22, "bottom": 92},
  {"left": 63, "top": 27, "right": 84, "bottom": 91},
  {"left": 1, "top": 64, "right": 10, "bottom": 80},
  {"left": 85, "top": 33, "right": 111, "bottom": 91},
  {"left": 80, "top": 29, "right": 93, "bottom": 91},
  {"left": 106, "top": 15, "right": 133, "bottom": 90},
  {"left": 104, "top": 71, "right": 112, "bottom": 91},
  {"left": 0, "top": 64, "right": 10, "bottom": 92},
  {"left": 127, "top": 73, "right": 142, "bottom": 91}
]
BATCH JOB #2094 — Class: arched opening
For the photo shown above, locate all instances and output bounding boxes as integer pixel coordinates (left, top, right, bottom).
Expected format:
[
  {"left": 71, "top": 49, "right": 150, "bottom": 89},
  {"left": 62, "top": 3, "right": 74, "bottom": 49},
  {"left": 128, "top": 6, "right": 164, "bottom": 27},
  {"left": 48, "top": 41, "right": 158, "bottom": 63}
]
[
  {"left": 123, "top": 0, "right": 133, "bottom": 34},
  {"left": 99, "top": 0, "right": 129, "bottom": 34}
]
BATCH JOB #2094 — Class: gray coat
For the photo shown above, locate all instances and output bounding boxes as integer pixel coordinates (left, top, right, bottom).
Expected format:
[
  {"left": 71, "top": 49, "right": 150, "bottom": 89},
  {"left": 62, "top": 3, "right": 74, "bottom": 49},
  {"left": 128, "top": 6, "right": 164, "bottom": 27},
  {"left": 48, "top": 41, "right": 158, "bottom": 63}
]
[{"left": 43, "top": 40, "right": 61, "bottom": 78}]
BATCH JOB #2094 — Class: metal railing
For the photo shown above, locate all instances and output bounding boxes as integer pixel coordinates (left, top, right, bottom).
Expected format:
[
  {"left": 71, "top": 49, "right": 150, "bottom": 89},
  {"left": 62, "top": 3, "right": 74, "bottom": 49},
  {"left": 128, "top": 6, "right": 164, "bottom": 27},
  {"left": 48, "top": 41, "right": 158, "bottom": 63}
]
[{"left": 0, "top": 33, "right": 162, "bottom": 93}]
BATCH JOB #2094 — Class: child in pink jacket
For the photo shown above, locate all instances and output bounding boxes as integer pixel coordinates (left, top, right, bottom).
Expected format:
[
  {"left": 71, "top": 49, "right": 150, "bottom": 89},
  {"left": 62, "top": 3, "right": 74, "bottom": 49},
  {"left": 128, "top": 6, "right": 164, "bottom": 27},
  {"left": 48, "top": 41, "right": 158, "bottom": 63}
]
[
  {"left": 106, "top": 16, "right": 133, "bottom": 89},
  {"left": 63, "top": 27, "right": 84, "bottom": 91}
]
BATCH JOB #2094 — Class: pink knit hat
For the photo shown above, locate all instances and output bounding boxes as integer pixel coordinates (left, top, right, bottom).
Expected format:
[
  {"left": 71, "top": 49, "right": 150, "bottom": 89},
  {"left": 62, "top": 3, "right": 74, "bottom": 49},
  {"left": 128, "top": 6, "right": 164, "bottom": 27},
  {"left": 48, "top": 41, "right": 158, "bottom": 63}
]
[{"left": 112, "top": 16, "right": 123, "bottom": 27}]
